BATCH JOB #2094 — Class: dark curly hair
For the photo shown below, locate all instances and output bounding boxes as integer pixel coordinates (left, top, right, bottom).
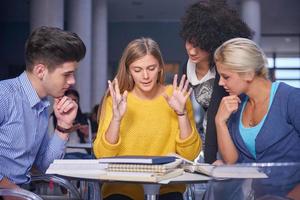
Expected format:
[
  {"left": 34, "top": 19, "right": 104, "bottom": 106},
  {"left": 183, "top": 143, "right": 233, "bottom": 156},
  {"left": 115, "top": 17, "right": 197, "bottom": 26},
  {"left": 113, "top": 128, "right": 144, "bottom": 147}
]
[{"left": 180, "top": 1, "right": 253, "bottom": 68}]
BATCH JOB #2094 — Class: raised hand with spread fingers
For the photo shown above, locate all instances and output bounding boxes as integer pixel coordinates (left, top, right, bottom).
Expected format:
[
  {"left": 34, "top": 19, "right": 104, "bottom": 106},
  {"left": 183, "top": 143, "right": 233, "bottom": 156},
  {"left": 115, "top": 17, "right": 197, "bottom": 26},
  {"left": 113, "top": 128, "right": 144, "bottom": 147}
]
[
  {"left": 163, "top": 74, "right": 193, "bottom": 140},
  {"left": 163, "top": 74, "right": 192, "bottom": 116},
  {"left": 108, "top": 78, "right": 128, "bottom": 122},
  {"left": 104, "top": 78, "right": 128, "bottom": 144}
]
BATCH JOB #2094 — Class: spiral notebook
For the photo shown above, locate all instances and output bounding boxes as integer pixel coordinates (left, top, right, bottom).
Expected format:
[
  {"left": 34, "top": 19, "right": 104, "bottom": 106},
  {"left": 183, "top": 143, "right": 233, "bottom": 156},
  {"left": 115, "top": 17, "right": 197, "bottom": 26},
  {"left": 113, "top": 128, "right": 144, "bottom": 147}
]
[{"left": 107, "top": 159, "right": 182, "bottom": 173}]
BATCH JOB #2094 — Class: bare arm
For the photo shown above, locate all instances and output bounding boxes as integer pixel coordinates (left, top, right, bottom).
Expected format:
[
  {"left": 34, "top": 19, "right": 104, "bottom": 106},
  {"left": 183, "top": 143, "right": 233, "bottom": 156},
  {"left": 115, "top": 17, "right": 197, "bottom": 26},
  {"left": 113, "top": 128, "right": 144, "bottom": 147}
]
[
  {"left": 177, "top": 113, "right": 192, "bottom": 140},
  {"left": 104, "top": 79, "right": 128, "bottom": 144},
  {"left": 215, "top": 95, "right": 241, "bottom": 164},
  {"left": 164, "top": 74, "right": 193, "bottom": 140}
]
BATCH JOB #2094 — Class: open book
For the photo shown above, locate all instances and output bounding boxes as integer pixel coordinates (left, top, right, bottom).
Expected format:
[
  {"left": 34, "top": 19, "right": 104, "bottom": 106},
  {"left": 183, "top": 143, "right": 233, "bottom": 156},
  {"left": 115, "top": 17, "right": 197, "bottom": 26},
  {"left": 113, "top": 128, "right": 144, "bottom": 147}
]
[
  {"left": 168, "top": 153, "right": 268, "bottom": 179},
  {"left": 183, "top": 164, "right": 267, "bottom": 179}
]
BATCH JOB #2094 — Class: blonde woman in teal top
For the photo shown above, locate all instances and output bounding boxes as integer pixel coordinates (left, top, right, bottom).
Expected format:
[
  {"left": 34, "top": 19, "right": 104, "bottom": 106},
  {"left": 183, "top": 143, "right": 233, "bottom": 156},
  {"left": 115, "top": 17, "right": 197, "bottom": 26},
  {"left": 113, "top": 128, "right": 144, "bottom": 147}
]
[{"left": 214, "top": 38, "right": 300, "bottom": 199}]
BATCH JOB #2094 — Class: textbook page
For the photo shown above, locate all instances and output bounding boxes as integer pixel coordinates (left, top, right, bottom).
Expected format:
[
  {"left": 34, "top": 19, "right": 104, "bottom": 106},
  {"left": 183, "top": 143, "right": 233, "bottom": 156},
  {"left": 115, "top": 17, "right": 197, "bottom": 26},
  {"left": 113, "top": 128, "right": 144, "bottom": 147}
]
[{"left": 168, "top": 153, "right": 267, "bottom": 179}]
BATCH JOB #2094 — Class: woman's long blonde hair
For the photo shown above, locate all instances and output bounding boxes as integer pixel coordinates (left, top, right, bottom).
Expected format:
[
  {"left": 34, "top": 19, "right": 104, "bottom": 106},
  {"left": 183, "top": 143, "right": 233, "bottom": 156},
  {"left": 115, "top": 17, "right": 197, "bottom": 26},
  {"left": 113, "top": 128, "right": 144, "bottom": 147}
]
[
  {"left": 97, "top": 37, "right": 165, "bottom": 122},
  {"left": 116, "top": 37, "right": 165, "bottom": 94}
]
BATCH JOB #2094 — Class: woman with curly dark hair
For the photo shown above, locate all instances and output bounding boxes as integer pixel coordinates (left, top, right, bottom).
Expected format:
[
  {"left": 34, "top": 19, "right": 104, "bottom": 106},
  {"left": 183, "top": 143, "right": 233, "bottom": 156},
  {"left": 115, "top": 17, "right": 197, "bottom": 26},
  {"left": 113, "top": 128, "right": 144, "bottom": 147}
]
[{"left": 180, "top": 1, "right": 253, "bottom": 164}]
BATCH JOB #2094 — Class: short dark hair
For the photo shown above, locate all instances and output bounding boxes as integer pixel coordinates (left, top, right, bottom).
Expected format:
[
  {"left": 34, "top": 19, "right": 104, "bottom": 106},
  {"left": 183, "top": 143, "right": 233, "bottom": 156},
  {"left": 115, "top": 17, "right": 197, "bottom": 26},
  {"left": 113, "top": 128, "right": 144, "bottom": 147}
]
[
  {"left": 180, "top": 2, "right": 253, "bottom": 68},
  {"left": 25, "top": 26, "right": 86, "bottom": 71}
]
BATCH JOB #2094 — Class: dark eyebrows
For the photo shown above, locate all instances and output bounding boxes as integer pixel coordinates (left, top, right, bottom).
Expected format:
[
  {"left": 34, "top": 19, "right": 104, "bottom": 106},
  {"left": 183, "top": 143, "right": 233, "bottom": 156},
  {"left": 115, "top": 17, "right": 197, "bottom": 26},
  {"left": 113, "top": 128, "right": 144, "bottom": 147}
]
[
  {"left": 131, "top": 64, "right": 158, "bottom": 69},
  {"left": 63, "top": 70, "right": 75, "bottom": 75}
]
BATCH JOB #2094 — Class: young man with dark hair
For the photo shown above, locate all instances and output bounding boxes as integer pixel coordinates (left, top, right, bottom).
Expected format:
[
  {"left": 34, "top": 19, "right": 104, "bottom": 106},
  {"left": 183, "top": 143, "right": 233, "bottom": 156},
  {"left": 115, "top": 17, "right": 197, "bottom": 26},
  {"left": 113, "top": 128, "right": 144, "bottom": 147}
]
[{"left": 0, "top": 26, "right": 86, "bottom": 189}]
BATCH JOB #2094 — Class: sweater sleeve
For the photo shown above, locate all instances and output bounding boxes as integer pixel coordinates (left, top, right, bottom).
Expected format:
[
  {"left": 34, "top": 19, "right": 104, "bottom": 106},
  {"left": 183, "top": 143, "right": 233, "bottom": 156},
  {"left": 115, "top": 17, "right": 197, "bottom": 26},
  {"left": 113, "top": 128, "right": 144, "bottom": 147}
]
[
  {"left": 287, "top": 87, "right": 300, "bottom": 136},
  {"left": 93, "top": 96, "right": 122, "bottom": 158},
  {"left": 175, "top": 97, "right": 202, "bottom": 161}
]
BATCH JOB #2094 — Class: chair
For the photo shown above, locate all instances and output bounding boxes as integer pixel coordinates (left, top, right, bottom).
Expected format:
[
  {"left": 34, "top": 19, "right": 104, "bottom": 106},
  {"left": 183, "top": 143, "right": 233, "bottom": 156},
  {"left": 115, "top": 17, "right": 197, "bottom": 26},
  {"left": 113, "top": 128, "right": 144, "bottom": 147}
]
[
  {"left": 29, "top": 174, "right": 100, "bottom": 200},
  {"left": 29, "top": 174, "right": 81, "bottom": 200},
  {"left": 0, "top": 188, "right": 43, "bottom": 200}
]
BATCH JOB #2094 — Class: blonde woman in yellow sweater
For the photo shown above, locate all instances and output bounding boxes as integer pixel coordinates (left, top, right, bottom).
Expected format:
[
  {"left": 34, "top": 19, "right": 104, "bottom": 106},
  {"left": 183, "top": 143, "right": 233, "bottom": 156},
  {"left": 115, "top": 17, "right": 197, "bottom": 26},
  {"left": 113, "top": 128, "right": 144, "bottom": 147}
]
[{"left": 93, "top": 37, "right": 201, "bottom": 200}]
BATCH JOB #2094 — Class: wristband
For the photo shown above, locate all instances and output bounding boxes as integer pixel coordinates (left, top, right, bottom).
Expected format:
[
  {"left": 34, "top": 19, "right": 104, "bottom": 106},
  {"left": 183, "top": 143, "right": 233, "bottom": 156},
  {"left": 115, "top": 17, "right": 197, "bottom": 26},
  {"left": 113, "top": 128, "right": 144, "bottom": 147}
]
[
  {"left": 56, "top": 124, "right": 74, "bottom": 133},
  {"left": 176, "top": 111, "right": 187, "bottom": 116}
]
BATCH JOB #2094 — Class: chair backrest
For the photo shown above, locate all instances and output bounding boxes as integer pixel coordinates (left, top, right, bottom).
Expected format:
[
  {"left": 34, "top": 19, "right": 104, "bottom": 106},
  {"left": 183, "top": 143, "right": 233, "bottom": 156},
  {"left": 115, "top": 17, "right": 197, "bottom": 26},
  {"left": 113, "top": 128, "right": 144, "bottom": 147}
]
[
  {"left": 30, "top": 174, "right": 101, "bottom": 200},
  {"left": 30, "top": 174, "right": 81, "bottom": 199},
  {"left": 0, "top": 188, "right": 43, "bottom": 200}
]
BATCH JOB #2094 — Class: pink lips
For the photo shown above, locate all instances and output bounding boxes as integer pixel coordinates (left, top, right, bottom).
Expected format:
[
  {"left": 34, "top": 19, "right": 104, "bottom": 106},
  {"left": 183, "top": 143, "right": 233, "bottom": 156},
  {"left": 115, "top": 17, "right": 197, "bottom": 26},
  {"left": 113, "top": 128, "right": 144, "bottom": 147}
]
[{"left": 190, "top": 57, "right": 199, "bottom": 62}]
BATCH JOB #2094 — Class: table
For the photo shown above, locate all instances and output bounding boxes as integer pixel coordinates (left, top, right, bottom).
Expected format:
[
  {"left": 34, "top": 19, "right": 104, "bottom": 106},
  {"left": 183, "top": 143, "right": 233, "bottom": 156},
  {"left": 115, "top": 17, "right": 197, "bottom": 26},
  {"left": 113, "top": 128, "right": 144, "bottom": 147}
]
[
  {"left": 47, "top": 162, "right": 300, "bottom": 200},
  {"left": 204, "top": 162, "right": 300, "bottom": 200},
  {"left": 51, "top": 171, "right": 211, "bottom": 200}
]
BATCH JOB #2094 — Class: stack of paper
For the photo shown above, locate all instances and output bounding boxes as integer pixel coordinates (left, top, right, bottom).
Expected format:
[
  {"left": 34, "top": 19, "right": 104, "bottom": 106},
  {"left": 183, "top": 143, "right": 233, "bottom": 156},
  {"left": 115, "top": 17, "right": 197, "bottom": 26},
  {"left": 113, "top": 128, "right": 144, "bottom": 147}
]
[
  {"left": 98, "top": 155, "right": 183, "bottom": 182},
  {"left": 46, "top": 159, "right": 107, "bottom": 179}
]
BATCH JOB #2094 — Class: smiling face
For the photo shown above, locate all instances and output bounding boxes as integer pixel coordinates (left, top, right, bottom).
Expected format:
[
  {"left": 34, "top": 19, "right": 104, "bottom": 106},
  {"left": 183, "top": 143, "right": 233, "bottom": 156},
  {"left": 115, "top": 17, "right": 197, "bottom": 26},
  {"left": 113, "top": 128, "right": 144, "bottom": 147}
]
[
  {"left": 216, "top": 62, "right": 249, "bottom": 96},
  {"left": 185, "top": 41, "right": 209, "bottom": 64},
  {"left": 41, "top": 61, "right": 78, "bottom": 98},
  {"left": 129, "top": 54, "right": 161, "bottom": 98}
]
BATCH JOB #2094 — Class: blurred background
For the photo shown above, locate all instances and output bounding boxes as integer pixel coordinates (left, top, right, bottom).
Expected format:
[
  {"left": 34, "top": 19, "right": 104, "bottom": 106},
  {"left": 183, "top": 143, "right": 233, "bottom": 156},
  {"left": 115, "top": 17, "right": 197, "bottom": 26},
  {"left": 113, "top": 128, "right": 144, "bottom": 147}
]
[{"left": 0, "top": 0, "right": 299, "bottom": 112}]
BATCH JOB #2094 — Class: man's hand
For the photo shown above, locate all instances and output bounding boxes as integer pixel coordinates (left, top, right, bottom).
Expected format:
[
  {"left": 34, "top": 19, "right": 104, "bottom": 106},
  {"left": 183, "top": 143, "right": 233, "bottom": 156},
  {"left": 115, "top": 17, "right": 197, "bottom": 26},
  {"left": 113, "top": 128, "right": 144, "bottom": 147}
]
[{"left": 53, "top": 96, "right": 78, "bottom": 129}]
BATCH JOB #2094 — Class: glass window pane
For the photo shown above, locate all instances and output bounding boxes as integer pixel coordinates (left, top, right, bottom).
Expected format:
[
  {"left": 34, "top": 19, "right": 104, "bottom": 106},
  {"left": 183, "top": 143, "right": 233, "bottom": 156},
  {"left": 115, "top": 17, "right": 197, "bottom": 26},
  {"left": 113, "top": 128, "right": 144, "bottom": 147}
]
[
  {"left": 275, "top": 70, "right": 300, "bottom": 79},
  {"left": 267, "top": 58, "right": 274, "bottom": 68},
  {"left": 275, "top": 58, "right": 300, "bottom": 68},
  {"left": 278, "top": 80, "right": 300, "bottom": 88}
]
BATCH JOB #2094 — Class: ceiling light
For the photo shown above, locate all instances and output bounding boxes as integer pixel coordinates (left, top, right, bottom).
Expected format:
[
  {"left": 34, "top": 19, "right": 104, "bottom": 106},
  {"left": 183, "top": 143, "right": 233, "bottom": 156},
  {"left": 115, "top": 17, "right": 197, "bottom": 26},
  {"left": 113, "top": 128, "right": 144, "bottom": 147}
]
[{"left": 284, "top": 37, "right": 291, "bottom": 43}]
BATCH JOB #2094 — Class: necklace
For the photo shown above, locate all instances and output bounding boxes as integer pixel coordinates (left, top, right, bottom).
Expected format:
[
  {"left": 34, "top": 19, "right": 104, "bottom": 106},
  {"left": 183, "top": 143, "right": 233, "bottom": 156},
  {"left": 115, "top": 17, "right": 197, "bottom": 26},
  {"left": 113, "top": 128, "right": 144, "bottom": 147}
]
[{"left": 247, "top": 95, "right": 270, "bottom": 127}]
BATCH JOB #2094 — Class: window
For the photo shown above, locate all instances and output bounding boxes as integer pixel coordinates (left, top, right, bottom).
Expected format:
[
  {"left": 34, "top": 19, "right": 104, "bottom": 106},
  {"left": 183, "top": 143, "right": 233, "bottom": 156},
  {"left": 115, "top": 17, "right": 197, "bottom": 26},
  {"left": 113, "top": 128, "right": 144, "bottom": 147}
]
[{"left": 267, "top": 57, "right": 300, "bottom": 88}]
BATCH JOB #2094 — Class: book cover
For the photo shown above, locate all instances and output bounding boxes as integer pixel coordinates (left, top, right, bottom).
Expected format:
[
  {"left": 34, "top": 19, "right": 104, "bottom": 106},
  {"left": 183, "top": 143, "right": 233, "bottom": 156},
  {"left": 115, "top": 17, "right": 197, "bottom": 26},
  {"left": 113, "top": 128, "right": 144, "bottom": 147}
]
[{"left": 98, "top": 155, "right": 176, "bottom": 164}]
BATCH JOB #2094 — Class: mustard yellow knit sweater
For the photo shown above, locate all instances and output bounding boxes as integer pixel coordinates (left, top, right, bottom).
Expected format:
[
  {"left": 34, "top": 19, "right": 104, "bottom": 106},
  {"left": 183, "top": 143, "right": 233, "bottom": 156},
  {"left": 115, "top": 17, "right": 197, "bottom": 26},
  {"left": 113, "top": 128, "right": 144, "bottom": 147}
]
[{"left": 93, "top": 85, "right": 201, "bottom": 200}]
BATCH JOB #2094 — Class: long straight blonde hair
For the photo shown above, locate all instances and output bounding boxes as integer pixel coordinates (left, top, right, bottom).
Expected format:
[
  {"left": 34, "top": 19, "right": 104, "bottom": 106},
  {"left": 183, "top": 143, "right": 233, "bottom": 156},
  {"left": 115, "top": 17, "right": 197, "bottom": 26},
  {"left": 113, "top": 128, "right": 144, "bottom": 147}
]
[
  {"left": 97, "top": 38, "right": 165, "bottom": 123},
  {"left": 115, "top": 37, "right": 165, "bottom": 94}
]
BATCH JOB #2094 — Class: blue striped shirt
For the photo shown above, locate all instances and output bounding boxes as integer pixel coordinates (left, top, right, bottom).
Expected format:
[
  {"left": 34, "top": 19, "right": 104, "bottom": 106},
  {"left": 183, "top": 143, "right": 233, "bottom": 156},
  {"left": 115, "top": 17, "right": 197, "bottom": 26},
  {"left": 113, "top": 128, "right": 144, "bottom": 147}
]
[{"left": 0, "top": 72, "right": 67, "bottom": 184}]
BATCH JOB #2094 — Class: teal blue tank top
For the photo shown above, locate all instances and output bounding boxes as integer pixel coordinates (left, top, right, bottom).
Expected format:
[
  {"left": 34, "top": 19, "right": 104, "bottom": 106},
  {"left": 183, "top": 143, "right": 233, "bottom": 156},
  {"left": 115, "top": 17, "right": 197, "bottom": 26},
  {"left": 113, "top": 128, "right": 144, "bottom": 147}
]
[{"left": 239, "top": 82, "right": 279, "bottom": 158}]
